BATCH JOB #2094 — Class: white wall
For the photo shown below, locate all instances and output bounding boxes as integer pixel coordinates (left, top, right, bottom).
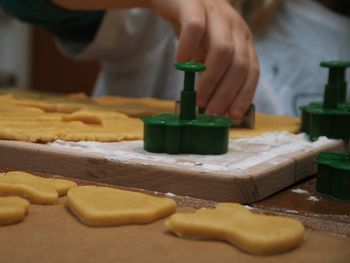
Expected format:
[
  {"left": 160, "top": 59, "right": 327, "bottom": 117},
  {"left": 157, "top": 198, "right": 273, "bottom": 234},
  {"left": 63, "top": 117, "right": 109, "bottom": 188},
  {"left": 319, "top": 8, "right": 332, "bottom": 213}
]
[{"left": 0, "top": 10, "right": 31, "bottom": 89}]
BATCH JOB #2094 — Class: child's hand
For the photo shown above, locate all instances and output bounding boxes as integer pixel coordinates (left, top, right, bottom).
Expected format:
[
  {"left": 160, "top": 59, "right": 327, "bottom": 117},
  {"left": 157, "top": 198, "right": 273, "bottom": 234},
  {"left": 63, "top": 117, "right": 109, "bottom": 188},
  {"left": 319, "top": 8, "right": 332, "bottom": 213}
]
[
  {"left": 150, "top": 0, "right": 259, "bottom": 119},
  {"left": 52, "top": 0, "right": 259, "bottom": 119}
]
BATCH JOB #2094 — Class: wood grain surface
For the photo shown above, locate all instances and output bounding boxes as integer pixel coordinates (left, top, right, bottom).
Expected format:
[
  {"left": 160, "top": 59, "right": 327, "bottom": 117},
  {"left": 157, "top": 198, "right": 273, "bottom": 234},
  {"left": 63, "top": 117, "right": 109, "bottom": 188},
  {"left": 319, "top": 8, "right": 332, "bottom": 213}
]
[{"left": 0, "top": 137, "right": 344, "bottom": 204}]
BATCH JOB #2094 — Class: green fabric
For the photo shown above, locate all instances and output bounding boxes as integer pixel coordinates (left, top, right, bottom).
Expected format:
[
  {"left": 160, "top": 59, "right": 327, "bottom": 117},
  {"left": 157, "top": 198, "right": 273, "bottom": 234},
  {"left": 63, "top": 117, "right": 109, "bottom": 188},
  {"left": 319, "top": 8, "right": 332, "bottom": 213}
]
[{"left": 0, "top": 0, "right": 104, "bottom": 43}]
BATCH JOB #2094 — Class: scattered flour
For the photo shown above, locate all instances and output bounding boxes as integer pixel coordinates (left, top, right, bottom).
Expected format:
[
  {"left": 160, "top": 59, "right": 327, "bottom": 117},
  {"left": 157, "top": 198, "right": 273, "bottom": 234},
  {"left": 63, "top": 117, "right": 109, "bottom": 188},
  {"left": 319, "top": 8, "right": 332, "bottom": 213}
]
[
  {"left": 307, "top": 196, "right": 320, "bottom": 202},
  {"left": 291, "top": 188, "right": 309, "bottom": 195},
  {"left": 48, "top": 132, "right": 336, "bottom": 174}
]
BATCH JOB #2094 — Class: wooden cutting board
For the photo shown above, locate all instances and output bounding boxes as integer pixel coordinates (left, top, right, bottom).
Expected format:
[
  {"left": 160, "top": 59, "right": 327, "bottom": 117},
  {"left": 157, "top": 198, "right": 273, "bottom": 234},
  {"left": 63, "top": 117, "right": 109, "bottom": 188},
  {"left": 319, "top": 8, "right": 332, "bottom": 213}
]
[{"left": 0, "top": 133, "right": 344, "bottom": 203}]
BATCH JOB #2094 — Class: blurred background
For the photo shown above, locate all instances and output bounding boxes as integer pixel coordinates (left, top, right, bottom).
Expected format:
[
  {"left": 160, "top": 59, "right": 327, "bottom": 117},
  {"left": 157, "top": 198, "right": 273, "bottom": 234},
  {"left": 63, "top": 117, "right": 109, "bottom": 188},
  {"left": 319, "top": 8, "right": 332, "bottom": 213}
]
[{"left": 0, "top": 7, "right": 99, "bottom": 94}]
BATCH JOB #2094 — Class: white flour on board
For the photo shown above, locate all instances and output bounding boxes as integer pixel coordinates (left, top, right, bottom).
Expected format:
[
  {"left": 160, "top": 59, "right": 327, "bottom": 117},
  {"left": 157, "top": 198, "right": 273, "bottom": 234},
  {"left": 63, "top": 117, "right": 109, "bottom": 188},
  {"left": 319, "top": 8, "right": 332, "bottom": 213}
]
[
  {"left": 307, "top": 196, "right": 320, "bottom": 202},
  {"left": 165, "top": 192, "right": 176, "bottom": 198},
  {"left": 285, "top": 209, "right": 299, "bottom": 214},
  {"left": 291, "top": 188, "right": 310, "bottom": 195},
  {"left": 49, "top": 132, "right": 335, "bottom": 174}
]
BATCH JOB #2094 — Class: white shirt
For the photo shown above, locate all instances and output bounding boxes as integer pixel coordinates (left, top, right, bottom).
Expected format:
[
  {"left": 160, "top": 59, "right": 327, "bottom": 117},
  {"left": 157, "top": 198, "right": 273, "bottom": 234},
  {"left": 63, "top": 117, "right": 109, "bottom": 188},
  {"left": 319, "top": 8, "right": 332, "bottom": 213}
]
[
  {"left": 61, "top": 9, "right": 183, "bottom": 100},
  {"left": 254, "top": 0, "right": 350, "bottom": 116},
  {"left": 61, "top": 0, "right": 350, "bottom": 116}
]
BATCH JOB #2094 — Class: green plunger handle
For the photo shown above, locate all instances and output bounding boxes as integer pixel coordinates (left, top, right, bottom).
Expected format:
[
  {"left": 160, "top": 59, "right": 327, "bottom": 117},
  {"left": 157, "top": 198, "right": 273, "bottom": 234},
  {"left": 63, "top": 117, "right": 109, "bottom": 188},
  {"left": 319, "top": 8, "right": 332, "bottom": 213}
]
[
  {"left": 175, "top": 62, "right": 206, "bottom": 120},
  {"left": 321, "top": 61, "right": 350, "bottom": 109}
]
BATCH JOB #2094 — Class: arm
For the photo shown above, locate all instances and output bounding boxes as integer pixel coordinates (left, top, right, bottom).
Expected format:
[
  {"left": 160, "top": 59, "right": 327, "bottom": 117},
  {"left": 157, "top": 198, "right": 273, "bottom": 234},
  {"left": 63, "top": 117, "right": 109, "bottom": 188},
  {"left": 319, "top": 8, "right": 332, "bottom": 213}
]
[
  {"left": 53, "top": 0, "right": 150, "bottom": 10},
  {"left": 0, "top": 0, "right": 104, "bottom": 43},
  {"left": 54, "top": 0, "right": 260, "bottom": 120}
]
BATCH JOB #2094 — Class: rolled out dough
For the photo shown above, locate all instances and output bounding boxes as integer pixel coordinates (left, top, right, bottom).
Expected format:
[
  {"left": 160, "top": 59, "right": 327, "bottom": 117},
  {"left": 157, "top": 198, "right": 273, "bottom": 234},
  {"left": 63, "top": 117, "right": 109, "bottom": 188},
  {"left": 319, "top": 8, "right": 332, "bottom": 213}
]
[
  {"left": 94, "top": 96, "right": 175, "bottom": 117},
  {"left": 0, "top": 196, "right": 29, "bottom": 225},
  {"left": 166, "top": 203, "right": 305, "bottom": 255},
  {"left": 62, "top": 109, "right": 129, "bottom": 125},
  {"left": 67, "top": 186, "right": 177, "bottom": 227}
]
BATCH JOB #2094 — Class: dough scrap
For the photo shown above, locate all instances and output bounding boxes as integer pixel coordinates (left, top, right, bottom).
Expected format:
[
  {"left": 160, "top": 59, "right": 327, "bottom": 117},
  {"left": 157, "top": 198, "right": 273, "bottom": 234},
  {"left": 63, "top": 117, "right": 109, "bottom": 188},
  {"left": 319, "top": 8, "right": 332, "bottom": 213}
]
[
  {"left": 67, "top": 186, "right": 177, "bottom": 227},
  {"left": 0, "top": 96, "right": 143, "bottom": 143},
  {"left": 0, "top": 171, "right": 76, "bottom": 204},
  {"left": 166, "top": 203, "right": 305, "bottom": 255},
  {"left": 15, "top": 99, "right": 81, "bottom": 114},
  {"left": 5, "top": 171, "right": 77, "bottom": 196},
  {"left": 0, "top": 175, "right": 58, "bottom": 205},
  {"left": 0, "top": 196, "right": 29, "bottom": 225},
  {"left": 62, "top": 109, "right": 129, "bottom": 125},
  {"left": 95, "top": 96, "right": 175, "bottom": 117}
]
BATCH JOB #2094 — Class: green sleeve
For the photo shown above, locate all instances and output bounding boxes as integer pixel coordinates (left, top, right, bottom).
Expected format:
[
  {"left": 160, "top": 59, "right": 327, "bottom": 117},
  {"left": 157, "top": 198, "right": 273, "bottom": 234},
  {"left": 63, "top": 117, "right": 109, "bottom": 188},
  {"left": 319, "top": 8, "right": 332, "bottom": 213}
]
[{"left": 0, "top": 0, "right": 104, "bottom": 43}]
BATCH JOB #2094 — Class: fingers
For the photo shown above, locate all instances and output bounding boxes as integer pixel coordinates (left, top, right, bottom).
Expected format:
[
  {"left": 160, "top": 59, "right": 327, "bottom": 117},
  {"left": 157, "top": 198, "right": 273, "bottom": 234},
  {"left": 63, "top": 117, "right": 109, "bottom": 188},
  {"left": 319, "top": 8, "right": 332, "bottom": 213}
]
[
  {"left": 228, "top": 42, "right": 260, "bottom": 119},
  {"left": 196, "top": 2, "right": 234, "bottom": 108},
  {"left": 203, "top": 19, "right": 250, "bottom": 115},
  {"left": 176, "top": 1, "right": 206, "bottom": 62},
  {"left": 172, "top": 0, "right": 259, "bottom": 118}
]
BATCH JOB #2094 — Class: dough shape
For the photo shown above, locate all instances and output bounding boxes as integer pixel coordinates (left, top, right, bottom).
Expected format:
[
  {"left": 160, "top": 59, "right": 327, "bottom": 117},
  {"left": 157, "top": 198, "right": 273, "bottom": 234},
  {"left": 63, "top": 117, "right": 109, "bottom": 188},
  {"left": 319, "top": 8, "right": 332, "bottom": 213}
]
[
  {"left": 62, "top": 109, "right": 129, "bottom": 125},
  {"left": 166, "top": 203, "right": 305, "bottom": 255},
  {"left": 0, "top": 171, "right": 76, "bottom": 204},
  {"left": 0, "top": 196, "right": 29, "bottom": 225},
  {"left": 5, "top": 171, "right": 77, "bottom": 196},
  {"left": 0, "top": 175, "right": 58, "bottom": 205},
  {"left": 95, "top": 96, "right": 175, "bottom": 117},
  {"left": 67, "top": 186, "right": 177, "bottom": 227}
]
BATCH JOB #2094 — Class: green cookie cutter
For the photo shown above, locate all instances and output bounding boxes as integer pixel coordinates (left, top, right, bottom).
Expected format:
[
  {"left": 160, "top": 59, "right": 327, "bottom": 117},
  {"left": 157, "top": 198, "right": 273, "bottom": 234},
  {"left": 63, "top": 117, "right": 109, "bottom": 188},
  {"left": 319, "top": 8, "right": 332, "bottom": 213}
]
[
  {"left": 142, "top": 62, "right": 232, "bottom": 155},
  {"left": 300, "top": 61, "right": 350, "bottom": 140},
  {"left": 316, "top": 152, "right": 350, "bottom": 200}
]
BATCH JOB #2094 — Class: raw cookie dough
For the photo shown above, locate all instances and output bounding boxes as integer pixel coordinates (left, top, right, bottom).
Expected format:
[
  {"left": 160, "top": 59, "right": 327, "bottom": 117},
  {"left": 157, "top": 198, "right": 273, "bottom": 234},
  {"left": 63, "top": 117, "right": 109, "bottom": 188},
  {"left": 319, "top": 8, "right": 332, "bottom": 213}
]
[
  {"left": 0, "top": 171, "right": 75, "bottom": 205},
  {"left": 67, "top": 186, "right": 177, "bottom": 227},
  {"left": 15, "top": 99, "right": 81, "bottom": 114},
  {"left": 0, "top": 96, "right": 143, "bottom": 143},
  {"left": 0, "top": 175, "right": 58, "bottom": 205},
  {"left": 0, "top": 90, "right": 300, "bottom": 143},
  {"left": 62, "top": 109, "right": 128, "bottom": 125},
  {"left": 0, "top": 196, "right": 29, "bottom": 225},
  {"left": 0, "top": 92, "right": 143, "bottom": 143},
  {"left": 166, "top": 203, "right": 305, "bottom": 255},
  {"left": 95, "top": 96, "right": 175, "bottom": 117},
  {"left": 5, "top": 171, "right": 77, "bottom": 196}
]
